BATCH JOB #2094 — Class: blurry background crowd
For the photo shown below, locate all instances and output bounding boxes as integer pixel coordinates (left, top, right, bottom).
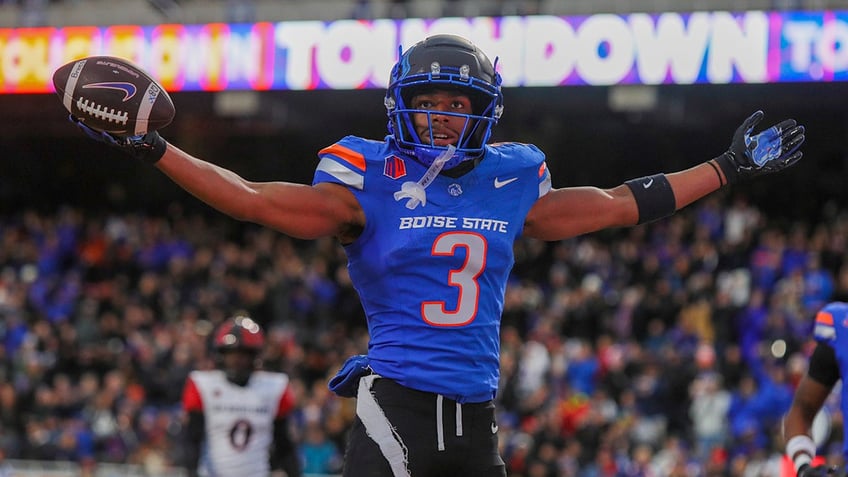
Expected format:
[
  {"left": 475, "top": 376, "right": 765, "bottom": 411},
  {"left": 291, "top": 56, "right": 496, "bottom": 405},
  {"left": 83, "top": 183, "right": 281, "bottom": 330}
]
[{"left": 0, "top": 188, "right": 845, "bottom": 476}]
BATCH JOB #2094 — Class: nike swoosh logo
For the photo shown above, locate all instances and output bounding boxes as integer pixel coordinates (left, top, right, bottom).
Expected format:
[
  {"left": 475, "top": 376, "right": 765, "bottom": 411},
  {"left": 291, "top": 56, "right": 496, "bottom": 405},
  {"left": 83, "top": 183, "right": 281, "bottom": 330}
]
[
  {"left": 82, "top": 82, "right": 137, "bottom": 102},
  {"left": 491, "top": 422, "right": 499, "bottom": 434},
  {"left": 494, "top": 177, "right": 518, "bottom": 188},
  {"left": 642, "top": 178, "right": 653, "bottom": 188}
]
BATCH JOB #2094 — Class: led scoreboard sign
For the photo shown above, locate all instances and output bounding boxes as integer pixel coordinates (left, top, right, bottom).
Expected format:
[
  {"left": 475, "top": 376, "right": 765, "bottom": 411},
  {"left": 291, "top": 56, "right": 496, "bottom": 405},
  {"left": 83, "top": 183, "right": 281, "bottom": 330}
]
[{"left": 1, "top": 11, "right": 847, "bottom": 93}]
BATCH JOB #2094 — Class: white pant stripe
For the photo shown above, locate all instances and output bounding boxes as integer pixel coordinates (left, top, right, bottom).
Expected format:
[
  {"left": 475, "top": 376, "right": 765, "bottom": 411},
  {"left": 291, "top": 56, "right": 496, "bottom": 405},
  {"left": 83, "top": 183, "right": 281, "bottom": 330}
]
[
  {"left": 436, "top": 394, "right": 445, "bottom": 451},
  {"left": 456, "top": 402, "right": 463, "bottom": 437},
  {"left": 356, "top": 375, "right": 411, "bottom": 477}
]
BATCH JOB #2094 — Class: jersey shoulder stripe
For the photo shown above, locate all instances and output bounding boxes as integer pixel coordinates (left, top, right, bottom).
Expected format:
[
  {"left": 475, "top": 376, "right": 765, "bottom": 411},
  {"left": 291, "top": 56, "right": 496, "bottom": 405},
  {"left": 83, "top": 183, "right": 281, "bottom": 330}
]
[
  {"left": 316, "top": 157, "right": 365, "bottom": 190},
  {"left": 538, "top": 162, "right": 551, "bottom": 198},
  {"left": 814, "top": 302, "right": 848, "bottom": 343},
  {"left": 315, "top": 136, "right": 387, "bottom": 190},
  {"left": 319, "top": 143, "right": 366, "bottom": 172}
]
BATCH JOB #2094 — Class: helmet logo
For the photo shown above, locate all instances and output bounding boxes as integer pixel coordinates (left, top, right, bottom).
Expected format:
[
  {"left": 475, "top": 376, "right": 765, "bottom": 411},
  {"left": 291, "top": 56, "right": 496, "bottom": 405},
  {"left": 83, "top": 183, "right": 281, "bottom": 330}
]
[
  {"left": 384, "top": 96, "right": 396, "bottom": 111},
  {"left": 459, "top": 65, "right": 470, "bottom": 81},
  {"left": 430, "top": 62, "right": 441, "bottom": 77}
]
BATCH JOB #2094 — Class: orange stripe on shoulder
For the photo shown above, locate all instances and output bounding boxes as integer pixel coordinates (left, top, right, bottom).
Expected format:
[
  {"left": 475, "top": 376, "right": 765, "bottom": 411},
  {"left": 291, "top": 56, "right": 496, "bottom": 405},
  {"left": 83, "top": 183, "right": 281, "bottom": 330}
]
[
  {"left": 319, "top": 144, "right": 366, "bottom": 171},
  {"left": 816, "top": 310, "right": 835, "bottom": 325},
  {"left": 538, "top": 162, "right": 547, "bottom": 178}
]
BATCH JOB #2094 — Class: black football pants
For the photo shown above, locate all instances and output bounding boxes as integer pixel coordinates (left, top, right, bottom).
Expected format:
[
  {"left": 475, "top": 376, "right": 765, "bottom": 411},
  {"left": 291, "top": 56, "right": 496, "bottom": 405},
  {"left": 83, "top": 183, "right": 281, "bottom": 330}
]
[{"left": 343, "top": 377, "right": 506, "bottom": 477}]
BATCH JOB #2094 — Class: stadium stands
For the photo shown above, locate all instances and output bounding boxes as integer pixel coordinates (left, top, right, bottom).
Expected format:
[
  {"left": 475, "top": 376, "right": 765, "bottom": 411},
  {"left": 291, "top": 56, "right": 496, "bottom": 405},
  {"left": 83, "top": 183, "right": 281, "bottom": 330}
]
[{"left": 0, "top": 191, "right": 844, "bottom": 475}]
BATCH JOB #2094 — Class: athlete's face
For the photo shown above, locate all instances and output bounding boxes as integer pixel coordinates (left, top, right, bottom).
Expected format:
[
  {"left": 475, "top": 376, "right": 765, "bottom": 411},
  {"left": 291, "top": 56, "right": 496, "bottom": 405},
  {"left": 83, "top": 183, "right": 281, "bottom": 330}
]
[
  {"left": 410, "top": 89, "right": 473, "bottom": 147},
  {"left": 221, "top": 348, "right": 257, "bottom": 386}
]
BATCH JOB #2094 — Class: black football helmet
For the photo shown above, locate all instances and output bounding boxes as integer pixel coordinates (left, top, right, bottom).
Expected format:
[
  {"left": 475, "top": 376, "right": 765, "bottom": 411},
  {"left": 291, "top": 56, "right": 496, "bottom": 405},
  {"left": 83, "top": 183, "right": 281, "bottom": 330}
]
[
  {"left": 385, "top": 34, "right": 504, "bottom": 169},
  {"left": 214, "top": 315, "right": 265, "bottom": 385}
]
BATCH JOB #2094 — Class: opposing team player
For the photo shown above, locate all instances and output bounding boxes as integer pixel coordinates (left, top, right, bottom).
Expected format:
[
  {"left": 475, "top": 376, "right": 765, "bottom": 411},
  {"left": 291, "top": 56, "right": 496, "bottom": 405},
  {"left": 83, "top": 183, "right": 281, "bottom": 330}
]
[
  {"left": 783, "top": 303, "right": 848, "bottom": 477},
  {"left": 181, "top": 316, "right": 301, "bottom": 477},
  {"left": 74, "top": 34, "right": 804, "bottom": 477}
]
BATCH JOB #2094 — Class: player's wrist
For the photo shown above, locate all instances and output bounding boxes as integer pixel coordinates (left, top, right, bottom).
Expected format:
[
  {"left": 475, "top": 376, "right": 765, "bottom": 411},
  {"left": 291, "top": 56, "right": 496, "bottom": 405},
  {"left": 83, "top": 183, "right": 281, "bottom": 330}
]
[
  {"left": 139, "top": 132, "right": 168, "bottom": 165},
  {"left": 120, "top": 131, "right": 168, "bottom": 165},
  {"left": 714, "top": 151, "right": 741, "bottom": 185}
]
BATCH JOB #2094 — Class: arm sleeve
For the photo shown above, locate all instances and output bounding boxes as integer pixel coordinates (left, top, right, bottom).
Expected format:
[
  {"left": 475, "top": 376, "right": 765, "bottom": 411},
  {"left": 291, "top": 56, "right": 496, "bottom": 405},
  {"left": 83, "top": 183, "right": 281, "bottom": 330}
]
[
  {"left": 181, "top": 377, "right": 205, "bottom": 477},
  {"left": 270, "top": 416, "right": 302, "bottom": 477},
  {"left": 182, "top": 411, "right": 205, "bottom": 477},
  {"left": 807, "top": 341, "right": 840, "bottom": 388}
]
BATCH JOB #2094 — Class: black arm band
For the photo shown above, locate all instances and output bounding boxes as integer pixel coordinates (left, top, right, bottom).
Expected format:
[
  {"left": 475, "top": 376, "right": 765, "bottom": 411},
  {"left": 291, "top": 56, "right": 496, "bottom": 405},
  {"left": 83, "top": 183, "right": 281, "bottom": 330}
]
[
  {"left": 624, "top": 173, "right": 676, "bottom": 225},
  {"left": 714, "top": 152, "right": 740, "bottom": 185}
]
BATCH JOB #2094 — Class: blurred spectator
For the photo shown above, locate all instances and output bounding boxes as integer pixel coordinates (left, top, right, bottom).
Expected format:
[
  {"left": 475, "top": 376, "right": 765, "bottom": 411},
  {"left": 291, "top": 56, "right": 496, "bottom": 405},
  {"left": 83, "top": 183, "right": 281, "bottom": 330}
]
[
  {"left": 350, "top": 0, "right": 372, "bottom": 19},
  {"left": 388, "top": 0, "right": 408, "bottom": 18},
  {"left": 0, "top": 382, "right": 24, "bottom": 456},
  {"left": 300, "top": 422, "right": 342, "bottom": 475},
  {"left": 689, "top": 372, "right": 731, "bottom": 460}
]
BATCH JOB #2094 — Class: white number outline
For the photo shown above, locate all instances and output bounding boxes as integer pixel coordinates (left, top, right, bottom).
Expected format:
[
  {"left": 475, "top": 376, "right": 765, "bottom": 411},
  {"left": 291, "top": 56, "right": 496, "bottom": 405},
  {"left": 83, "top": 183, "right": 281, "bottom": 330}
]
[
  {"left": 229, "top": 418, "right": 253, "bottom": 451},
  {"left": 421, "top": 231, "right": 487, "bottom": 326}
]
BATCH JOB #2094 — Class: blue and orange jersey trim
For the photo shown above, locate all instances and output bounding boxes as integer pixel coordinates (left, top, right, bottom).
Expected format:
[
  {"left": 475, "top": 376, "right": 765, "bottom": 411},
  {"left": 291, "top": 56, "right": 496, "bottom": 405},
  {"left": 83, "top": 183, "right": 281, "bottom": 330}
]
[
  {"left": 538, "top": 162, "right": 552, "bottom": 198},
  {"left": 814, "top": 306, "right": 838, "bottom": 342},
  {"left": 319, "top": 143, "right": 366, "bottom": 172},
  {"left": 315, "top": 142, "right": 368, "bottom": 190}
]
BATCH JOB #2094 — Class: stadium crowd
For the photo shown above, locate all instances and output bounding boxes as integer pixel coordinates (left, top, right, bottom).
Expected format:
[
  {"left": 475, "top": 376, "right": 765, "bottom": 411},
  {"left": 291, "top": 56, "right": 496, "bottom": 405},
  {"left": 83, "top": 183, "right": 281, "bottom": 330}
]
[{"left": 0, "top": 189, "right": 845, "bottom": 476}]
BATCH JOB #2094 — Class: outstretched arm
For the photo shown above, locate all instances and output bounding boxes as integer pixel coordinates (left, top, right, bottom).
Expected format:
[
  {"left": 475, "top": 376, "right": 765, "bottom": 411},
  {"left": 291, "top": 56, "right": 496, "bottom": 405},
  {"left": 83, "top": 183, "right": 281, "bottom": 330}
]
[
  {"left": 524, "top": 110, "right": 804, "bottom": 241},
  {"left": 524, "top": 160, "right": 723, "bottom": 240},
  {"left": 155, "top": 144, "right": 364, "bottom": 240},
  {"left": 68, "top": 116, "right": 365, "bottom": 241}
]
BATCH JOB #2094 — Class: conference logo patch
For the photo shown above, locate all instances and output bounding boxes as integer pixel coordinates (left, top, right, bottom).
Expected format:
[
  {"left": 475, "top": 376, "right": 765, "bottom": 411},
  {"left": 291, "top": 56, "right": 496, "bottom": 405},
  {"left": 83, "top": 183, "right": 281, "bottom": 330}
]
[{"left": 384, "top": 155, "right": 407, "bottom": 180}]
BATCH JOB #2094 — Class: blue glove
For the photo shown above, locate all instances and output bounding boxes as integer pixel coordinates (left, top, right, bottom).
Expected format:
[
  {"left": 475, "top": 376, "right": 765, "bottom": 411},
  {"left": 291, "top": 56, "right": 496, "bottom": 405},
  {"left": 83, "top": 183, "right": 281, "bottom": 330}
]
[
  {"left": 328, "top": 354, "right": 371, "bottom": 398},
  {"left": 70, "top": 115, "right": 167, "bottom": 164},
  {"left": 715, "top": 110, "right": 805, "bottom": 184}
]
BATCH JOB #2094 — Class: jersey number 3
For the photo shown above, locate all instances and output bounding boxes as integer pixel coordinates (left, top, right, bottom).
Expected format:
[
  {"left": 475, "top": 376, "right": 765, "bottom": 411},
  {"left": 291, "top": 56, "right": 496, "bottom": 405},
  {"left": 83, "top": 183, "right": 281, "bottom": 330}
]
[{"left": 422, "top": 232, "right": 487, "bottom": 327}]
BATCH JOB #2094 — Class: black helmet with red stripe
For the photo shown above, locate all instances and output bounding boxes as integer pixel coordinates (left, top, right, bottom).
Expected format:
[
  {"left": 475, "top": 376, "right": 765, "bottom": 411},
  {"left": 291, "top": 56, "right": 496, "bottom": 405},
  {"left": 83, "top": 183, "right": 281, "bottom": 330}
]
[
  {"left": 214, "top": 315, "right": 265, "bottom": 385},
  {"left": 214, "top": 315, "right": 265, "bottom": 352}
]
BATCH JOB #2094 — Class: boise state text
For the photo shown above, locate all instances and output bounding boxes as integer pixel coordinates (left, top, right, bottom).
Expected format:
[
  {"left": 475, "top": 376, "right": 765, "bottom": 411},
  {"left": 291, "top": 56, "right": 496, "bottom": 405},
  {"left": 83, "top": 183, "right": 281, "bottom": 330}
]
[{"left": 399, "top": 215, "right": 509, "bottom": 233}]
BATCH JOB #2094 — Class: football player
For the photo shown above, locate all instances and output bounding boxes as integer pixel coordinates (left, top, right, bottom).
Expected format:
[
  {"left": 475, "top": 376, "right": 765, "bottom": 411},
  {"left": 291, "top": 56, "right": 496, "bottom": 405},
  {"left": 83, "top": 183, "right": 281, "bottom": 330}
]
[
  {"left": 783, "top": 302, "right": 847, "bottom": 477},
  {"left": 74, "top": 34, "right": 804, "bottom": 477},
  {"left": 181, "top": 316, "right": 301, "bottom": 477}
]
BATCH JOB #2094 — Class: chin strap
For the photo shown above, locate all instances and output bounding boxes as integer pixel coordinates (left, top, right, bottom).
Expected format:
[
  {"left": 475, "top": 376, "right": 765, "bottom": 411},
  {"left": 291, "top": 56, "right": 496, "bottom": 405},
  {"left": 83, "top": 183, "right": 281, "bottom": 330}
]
[{"left": 393, "top": 145, "right": 456, "bottom": 210}]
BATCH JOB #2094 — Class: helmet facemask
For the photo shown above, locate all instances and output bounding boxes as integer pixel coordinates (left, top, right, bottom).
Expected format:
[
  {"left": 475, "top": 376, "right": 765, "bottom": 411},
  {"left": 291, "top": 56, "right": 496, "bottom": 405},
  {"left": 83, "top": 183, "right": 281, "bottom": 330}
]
[{"left": 385, "top": 35, "right": 504, "bottom": 170}]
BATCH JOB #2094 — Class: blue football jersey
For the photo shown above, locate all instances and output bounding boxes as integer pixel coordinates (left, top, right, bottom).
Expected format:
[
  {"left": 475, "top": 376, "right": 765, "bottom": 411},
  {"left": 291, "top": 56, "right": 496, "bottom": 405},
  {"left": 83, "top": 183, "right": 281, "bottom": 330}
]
[
  {"left": 813, "top": 302, "right": 848, "bottom": 459},
  {"left": 313, "top": 136, "right": 551, "bottom": 402}
]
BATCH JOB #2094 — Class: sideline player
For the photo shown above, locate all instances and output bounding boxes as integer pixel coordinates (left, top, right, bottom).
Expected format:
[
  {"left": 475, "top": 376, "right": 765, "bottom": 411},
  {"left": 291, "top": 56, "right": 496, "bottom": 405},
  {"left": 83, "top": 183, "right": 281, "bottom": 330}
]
[
  {"left": 181, "top": 316, "right": 301, "bottom": 477},
  {"left": 783, "top": 303, "right": 848, "bottom": 477},
  {"left": 72, "top": 34, "right": 804, "bottom": 477}
]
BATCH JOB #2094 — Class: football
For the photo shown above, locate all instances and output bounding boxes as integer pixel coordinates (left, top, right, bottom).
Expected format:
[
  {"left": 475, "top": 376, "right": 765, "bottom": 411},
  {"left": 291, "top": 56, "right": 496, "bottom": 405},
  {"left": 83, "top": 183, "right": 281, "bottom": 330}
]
[{"left": 52, "top": 56, "right": 175, "bottom": 136}]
